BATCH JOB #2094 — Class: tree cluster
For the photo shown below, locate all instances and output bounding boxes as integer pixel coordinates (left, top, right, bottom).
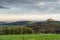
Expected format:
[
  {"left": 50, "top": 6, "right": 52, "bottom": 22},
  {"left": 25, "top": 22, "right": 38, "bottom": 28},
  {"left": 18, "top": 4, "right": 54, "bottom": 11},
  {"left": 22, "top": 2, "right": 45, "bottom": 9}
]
[{"left": 0, "top": 26, "right": 34, "bottom": 35}]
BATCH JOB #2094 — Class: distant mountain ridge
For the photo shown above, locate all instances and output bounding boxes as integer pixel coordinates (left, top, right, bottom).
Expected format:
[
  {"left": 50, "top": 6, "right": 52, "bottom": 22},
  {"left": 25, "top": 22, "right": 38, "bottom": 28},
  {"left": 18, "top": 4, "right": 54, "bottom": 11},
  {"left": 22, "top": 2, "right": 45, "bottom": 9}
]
[
  {"left": 0, "top": 18, "right": 60, "bottom": 26},
  {"left": 0, "top": 21, "right": 7, "bottom": 25},
  {"left": 0, "top": 21, "right": 31, "bottom": 25}
]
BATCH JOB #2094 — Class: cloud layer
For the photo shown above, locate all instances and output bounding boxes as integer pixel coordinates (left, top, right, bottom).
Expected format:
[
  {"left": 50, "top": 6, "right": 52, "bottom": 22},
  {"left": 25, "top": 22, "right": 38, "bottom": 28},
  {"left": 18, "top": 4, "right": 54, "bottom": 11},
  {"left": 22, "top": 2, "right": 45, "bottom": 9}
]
[
  {"left": 0, "top": 0, "right": 60, "bottom": 21},
  {"left": 0, "top": 0, "right": 60, "bottom": 13}
]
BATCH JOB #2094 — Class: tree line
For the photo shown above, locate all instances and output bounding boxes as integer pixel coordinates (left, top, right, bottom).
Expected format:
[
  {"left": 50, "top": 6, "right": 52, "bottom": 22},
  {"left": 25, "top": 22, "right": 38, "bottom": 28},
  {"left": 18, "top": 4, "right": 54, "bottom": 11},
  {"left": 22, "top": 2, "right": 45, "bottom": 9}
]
[
  {"left": 0, "top": 21, "right": 60, "bottom": 34},
  {"left": 0, "top": 26, "right": 34, "bottom": 35}
]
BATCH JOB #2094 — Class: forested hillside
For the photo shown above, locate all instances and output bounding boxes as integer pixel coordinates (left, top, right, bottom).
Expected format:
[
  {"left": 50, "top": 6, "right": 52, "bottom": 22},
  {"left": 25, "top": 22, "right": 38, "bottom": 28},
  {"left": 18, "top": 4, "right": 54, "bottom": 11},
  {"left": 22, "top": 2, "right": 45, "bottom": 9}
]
[{"left": 0, "top": 19, "right": 60, "bottom": 34}]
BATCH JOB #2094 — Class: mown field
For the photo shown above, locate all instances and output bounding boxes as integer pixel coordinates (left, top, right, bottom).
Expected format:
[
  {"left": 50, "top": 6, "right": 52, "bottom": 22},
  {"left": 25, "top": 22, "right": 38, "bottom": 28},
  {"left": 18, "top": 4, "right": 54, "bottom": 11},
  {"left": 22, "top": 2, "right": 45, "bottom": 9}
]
[{"left": 0, "top": 34, "right": 60, "bottom": 40}]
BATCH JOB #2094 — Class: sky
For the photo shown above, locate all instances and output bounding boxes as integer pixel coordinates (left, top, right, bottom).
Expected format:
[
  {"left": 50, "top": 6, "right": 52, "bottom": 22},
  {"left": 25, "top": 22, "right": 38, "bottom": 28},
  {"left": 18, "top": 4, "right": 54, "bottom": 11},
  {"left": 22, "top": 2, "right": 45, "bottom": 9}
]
[{"left": 0, "top": 0, "right": 60, "bottom": 21}]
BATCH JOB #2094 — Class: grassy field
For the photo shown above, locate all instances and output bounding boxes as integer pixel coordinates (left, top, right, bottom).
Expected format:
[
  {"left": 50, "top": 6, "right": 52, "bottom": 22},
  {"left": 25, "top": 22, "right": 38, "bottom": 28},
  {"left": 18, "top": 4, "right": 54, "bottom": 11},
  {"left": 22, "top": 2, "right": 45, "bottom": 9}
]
[{"left": 0, "top": 34, "right": 60, "bottom": 40}]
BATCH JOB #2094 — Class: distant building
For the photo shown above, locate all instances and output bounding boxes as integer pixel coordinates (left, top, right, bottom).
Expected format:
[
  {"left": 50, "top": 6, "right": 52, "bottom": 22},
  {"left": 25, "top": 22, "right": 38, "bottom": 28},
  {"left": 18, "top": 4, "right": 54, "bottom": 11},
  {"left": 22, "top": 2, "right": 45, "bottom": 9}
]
[{"left": 47, "top": 18, "right": 54, "bottom": 22}]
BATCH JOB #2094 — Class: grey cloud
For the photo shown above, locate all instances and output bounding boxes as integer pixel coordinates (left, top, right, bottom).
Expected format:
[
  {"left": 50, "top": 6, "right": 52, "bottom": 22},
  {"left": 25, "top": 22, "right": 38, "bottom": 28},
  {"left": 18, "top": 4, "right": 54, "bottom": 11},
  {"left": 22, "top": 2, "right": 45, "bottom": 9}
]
[
  {"left": 0, "top": 0, "right": 59, "bottom": 7},
  {"left": 36, "top": 0, "right": 58, "bottom": 1},
  {"left": 0, "top": 0, "right": 34, "bottom": 4},
  {"left": 0, "top": 0, "right": 60, "bottom": 13},
  {"left": 0, "top": 0, "right": 59, "bottom": 5},
  {"left": 0, "top": 5, "right": 9, "bottom": 9}
]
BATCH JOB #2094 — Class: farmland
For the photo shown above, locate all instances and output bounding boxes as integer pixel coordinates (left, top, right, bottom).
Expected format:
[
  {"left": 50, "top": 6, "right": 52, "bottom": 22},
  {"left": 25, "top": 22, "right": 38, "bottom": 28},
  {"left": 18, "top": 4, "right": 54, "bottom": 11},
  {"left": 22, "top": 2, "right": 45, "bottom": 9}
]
[{"left": 0, "top": 34, "right": 60, "bottom": 40}]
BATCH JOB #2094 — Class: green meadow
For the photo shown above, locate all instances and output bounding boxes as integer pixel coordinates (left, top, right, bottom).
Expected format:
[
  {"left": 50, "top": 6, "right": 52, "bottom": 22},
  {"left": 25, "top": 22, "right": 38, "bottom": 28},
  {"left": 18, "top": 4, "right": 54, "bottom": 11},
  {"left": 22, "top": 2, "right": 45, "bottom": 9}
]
[{"left": 0, "top": 34, "right": 60, "bottom": 40}]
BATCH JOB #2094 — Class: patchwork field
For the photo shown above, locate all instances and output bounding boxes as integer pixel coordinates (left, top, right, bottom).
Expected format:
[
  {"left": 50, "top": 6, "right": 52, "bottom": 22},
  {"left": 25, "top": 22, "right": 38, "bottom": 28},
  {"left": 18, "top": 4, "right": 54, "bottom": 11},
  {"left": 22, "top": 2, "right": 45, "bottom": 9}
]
[{"left": 0, "top": 34, "right": 60, "bottom": 40}]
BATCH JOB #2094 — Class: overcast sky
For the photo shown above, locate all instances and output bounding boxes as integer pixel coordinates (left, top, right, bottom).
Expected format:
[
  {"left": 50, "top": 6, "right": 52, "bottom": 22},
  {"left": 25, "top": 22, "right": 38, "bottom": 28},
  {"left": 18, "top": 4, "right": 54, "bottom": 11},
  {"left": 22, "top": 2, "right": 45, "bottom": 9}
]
[{"left": 0, "top": 0, "right": 60, "bottom": 21}]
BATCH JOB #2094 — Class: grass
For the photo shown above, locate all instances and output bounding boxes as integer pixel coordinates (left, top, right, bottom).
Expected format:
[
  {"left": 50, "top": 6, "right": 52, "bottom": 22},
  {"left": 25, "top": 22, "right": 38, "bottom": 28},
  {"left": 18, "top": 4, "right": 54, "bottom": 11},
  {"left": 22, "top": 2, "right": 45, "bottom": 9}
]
[{"left": 0, "top": 34, "right": 60, "bottom": 40}]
